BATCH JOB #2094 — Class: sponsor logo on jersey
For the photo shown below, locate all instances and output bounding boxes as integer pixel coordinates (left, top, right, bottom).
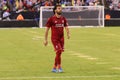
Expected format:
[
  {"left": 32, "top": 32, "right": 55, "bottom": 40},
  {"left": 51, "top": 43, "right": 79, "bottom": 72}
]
[{"left": 55, "top": 24, "right": 64, "bottom": 27}]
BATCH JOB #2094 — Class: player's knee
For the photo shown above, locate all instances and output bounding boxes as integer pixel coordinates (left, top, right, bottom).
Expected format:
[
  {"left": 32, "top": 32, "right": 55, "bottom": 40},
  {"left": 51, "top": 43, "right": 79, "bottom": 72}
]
[{"left": 56, "top": 50, "right": 62, "bottom": 54}]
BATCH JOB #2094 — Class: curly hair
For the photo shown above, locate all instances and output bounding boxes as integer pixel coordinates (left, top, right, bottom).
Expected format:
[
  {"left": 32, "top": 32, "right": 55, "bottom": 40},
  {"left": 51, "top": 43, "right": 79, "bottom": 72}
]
[{"left": 53, "top": 4, "right": 61, "bottom": 14}]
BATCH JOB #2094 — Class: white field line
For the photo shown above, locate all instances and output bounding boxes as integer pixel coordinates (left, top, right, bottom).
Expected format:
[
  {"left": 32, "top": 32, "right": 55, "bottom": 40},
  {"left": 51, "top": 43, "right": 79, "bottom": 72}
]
[
  {"left": 96, "top": 62, "right": 110, "bottom": 64},
  {"left": 16, "top": 29, "right": 40, "bottom": 36},
  {"left": 27, "top": 30, "right": 44, "bottom": 36},
  {"left": 111, "top": 67, "right": 120, "bottom": 70},
  {"left": 90, "top": 32, "right": 120, "bottom": 38},
  {"left": 67, "top": 50, "right": 98, "bottom": 61},
  {"left": 113, "top": 48, "right": 120, "bottom": 52},
  {"left": 24, "top": 30, "right": 46, "bottom": 40},
  {"left": 102, "top": 33, "right": 120, "bottom": 37},
  {"left": 28, "top": 30, "right": 39, "bottom": 34},
  {"left": 16, "top": 29, "right": 45, "bottom": 40},
  {"left": 0, "top": 75, "right": 120, "bottom": 80},
  {"left": 32, "top": 36, "right": 44, "bottom": 40}
]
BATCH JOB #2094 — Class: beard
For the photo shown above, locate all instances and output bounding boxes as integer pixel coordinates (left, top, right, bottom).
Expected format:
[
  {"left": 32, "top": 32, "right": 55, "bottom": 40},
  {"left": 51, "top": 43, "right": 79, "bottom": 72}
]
[{"left": 57, "top": 11, "right": 62, "bottom": 15}]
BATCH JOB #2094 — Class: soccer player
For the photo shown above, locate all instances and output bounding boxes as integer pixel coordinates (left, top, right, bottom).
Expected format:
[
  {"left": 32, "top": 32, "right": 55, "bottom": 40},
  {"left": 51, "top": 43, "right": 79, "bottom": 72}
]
[{"left": 44, "top": 5, "right": 70, "bottom": 73}]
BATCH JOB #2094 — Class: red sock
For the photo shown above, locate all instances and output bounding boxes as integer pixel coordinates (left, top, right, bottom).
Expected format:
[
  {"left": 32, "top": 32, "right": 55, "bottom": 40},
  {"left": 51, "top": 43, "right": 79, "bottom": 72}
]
[
  {"left": 58, "top": 64, "right": 61, "bottom": 69},
  {"left": 54, "top": 50, "right": 62, "bottom": 69},
  {"left": 54, "top": 55, "right": 58, "bottom": 68}
]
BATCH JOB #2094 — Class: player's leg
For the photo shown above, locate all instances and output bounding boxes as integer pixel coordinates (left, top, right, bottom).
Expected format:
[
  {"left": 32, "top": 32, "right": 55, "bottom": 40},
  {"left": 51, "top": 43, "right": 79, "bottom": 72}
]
[
  {"left": 52, "top": 50, "right": 62, "bottom": 73},
  {"left": 51, "top": 40, "right": 59, "bottom": 72},
  {"left": 54, "top": 43, "right": 62, "bottom": 69},
  {"left": 56, "top": 49, "right": 62, "bottom": 69},
  {"left": 57, "top": 37, "right": 64, "bottom": 72},
  {"left": 52, "top": 40, "right": 63, "bottom": 72},
  {"left": 56, "top": 50, "right": 63, "bottom": 73}
]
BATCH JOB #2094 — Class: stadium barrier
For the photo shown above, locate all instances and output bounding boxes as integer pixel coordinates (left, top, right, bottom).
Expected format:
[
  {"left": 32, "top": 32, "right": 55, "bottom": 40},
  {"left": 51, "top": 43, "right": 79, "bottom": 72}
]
[
  {"left": 0, "top": 11, "right": 39, "bottom": 27},
  {"left": 105, "top": 9, "right": 120, "bottom": 26},
  {"left": 0, "top": 20, "right": 37, "bottom": 27},
  {"left": 0, "top": 9, "right": 120, "bottom": 27}
]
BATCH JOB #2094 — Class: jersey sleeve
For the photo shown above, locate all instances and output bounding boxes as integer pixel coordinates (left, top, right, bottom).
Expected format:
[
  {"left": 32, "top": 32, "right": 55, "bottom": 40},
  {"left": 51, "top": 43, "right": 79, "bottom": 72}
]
[
  {"left": 64, "top": 17, "right": 68, "bottom": 27},
  {"left": 46, "top": 17, "right": 52, "bottom": 28}
]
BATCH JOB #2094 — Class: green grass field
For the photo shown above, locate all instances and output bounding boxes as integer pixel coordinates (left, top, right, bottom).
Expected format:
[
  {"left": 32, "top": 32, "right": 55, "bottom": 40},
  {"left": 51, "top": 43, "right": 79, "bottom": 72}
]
[{"left": 0, "top": 27, "right": 120, "bottom": 80}]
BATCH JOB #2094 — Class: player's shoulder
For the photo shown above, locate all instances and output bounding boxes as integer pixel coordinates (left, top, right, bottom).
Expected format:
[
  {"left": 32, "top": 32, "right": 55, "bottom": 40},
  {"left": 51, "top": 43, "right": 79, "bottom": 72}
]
[
  {"left": 61, "top": 16, "right": 67, "bottom": 21},
  {"left": 48, "top": 15, "right": 55, "bottom": 20},
  {"left": 61, "top": 16, "right": 66, "bottom": 19},
  {"left": 50, "top": 15, "right": 56, "bottom": 19},
  {"left": 47, "top": 16, "right": 54, "bottom": 21}
]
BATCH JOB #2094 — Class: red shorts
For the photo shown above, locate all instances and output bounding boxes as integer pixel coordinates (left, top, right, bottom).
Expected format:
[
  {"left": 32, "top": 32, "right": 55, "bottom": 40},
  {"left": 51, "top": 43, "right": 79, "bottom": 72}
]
[{"left": 51, "top": 37, "right": 64, "bottom": 52}]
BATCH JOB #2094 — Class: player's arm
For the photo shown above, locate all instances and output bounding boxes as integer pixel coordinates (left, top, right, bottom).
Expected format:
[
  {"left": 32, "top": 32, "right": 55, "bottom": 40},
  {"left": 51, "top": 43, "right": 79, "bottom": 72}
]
[
  {"left": 44, "top": 27, "right": 50, "bottom": 46},
  {"left": 64, "top": 17, "right": 70, "bottom": 39},
  {"left": 44, "top": 17, "right": 52, "bottom": 46},
  {"left": 65, "top": 27, "right": 70, "bottom": 39}
]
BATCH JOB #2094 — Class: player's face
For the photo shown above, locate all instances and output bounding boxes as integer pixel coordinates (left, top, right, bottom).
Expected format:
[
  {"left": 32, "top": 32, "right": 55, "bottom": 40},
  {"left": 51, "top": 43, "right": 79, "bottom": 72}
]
[{"left": 56, "top": 6, "right": 62, "bottom": 15}]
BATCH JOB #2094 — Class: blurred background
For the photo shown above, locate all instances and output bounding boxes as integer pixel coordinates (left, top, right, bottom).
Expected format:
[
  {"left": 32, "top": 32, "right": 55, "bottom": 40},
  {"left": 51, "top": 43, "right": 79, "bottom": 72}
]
[{"left": 0, "top": 0, "right": 120, "bottom": 27}]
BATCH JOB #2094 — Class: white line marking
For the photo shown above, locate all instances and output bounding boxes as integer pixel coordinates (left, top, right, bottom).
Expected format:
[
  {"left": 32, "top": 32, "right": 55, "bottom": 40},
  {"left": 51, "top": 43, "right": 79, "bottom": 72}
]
[
  {"left": 103, "top": 33, "right": 120, "bottom": 37},
  {"left": 111, "top": 67, "right": 120, "bottom": 70},
  {"left": 32, "top": 38, "right": 42, "bottom": 40},
  {"left": 32, "top": 36, "right": 44, "bottom": 40},
  {"left": 35, "top": 36, "right": 44, "bottom": 39},
  {"left": 16, "top": 29, "right": 45, "bottom": 40},
  {"left": 86, "top": 31, "right": 120, "bottom": 38},
  {"left": 0, "top": 75, "right": 120, "bottom": 80},
  {"left": 96, "top": 62, "right": 109, "bottom": 64},
  {"left": 67, "top": 50, "right": 98, "bottom": 61},
  {"left": 113, "top": 48, "right": 120, "bottom": 52},
  {"left": 28, "top": 31, "right": 38, "bottom": 34}
]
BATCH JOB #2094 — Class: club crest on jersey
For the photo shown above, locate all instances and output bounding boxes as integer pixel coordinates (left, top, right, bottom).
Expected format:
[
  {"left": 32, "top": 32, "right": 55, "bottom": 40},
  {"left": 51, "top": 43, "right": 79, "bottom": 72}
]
[
  {"left": 62, "top": 20, "right": 64, "bottom": 23},
  {"left": 55, "top": 21, "right": 57, "bottom": 23}
]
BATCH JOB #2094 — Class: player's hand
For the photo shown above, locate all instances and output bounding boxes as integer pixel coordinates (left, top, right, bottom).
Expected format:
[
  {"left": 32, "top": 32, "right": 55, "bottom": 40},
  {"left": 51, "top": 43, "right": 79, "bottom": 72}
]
[
  {"left": 44, "top": 40, "right": 48, "bottom": 46},
  {"left": 67, "top": 34, "right": 70, "bottom": 39}
]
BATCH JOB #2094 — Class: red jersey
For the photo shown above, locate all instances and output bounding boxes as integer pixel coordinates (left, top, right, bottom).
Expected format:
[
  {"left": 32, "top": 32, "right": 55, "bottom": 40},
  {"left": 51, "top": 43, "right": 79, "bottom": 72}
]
[{"left": 46, "top": 15, "right": 68, "bottom": 39}]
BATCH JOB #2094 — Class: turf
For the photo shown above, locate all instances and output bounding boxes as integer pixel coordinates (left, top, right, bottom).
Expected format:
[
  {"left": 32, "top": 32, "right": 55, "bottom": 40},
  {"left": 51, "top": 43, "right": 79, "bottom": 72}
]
[{"left": 0, "top": 27, "right": 120, "bottom": 80}]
